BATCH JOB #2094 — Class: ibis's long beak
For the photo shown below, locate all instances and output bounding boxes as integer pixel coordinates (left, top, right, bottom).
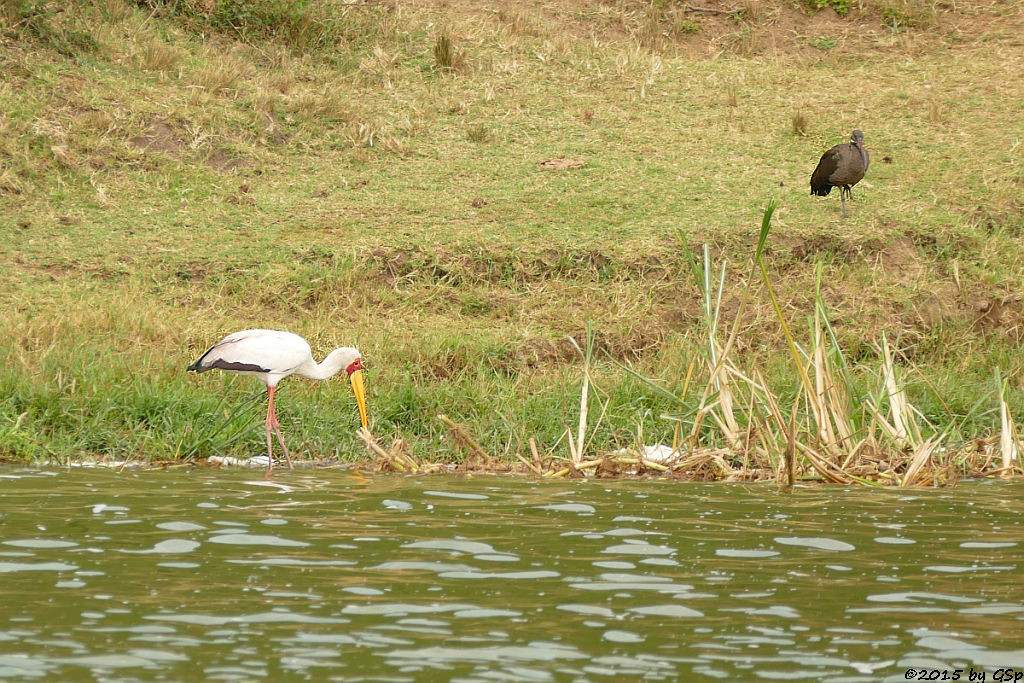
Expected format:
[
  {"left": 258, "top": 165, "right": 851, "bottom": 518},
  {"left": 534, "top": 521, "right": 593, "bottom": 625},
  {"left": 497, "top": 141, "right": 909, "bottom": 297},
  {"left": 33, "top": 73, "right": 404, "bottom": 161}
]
[{"left": 349, "top": 369, "right": 368, "bottom": 429}]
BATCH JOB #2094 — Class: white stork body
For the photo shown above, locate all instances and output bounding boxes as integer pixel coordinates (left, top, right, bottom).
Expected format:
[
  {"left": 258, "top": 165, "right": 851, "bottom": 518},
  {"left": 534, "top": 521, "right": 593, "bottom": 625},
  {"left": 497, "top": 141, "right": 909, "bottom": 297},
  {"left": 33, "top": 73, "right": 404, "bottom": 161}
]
[{"left": 188, "top": 329, "right": 368, "bottom": 477}]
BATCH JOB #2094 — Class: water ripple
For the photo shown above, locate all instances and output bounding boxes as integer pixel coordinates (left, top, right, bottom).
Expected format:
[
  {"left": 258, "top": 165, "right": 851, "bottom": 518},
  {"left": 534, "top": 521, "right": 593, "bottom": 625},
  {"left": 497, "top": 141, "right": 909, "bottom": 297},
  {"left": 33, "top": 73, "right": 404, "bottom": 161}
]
[
  {"left": 403, "top": 539, "right": 518, "bottom": 561},
  {"left": 423, "top": 490, "right": 489, "bottom": 501},
  {"left": 601, "top": 541, "right": 676, "bottom": 556},
  {"left": 120, "top": 539, "right": 200, "bottom": 554},
  {"left": 537, "top": 503, "right": 596, "bottom": 514},
  {"left": 774, "top": 537, "right": 856, "bottom": 551},
  {"left": 3, "top": 539, "right": 77, "bottom": 549},
  {"left": 145, "top": 610, "right": 348, "bottom": 626},
  {"left": 206, "top": 533, "right": 309, "bottom": 547},
  {"left": 380, "top": 642, "right": 588, "bottom": 664},
  {"left": 0, "top": 561, "right": 77, "bottom": 573},
  {"left": 438, "top": 570, "right": 560, "bottom": 580},
  {"left": 0, "top": 469, "right": 1021, "bottom": 682},
  {"left": 627, "top": 604, "right": 704, "bottom": 618}
]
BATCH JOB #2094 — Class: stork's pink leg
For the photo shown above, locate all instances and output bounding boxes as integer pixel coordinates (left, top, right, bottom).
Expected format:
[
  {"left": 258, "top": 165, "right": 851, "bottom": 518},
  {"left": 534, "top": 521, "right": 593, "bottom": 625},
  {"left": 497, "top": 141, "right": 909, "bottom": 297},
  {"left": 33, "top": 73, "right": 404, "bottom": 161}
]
[
  {"left": 265, "top": 387, "right": 276, "bottom": 479},
  {"left": 265, "top": 386, "right": 294, "bottom": 478}
]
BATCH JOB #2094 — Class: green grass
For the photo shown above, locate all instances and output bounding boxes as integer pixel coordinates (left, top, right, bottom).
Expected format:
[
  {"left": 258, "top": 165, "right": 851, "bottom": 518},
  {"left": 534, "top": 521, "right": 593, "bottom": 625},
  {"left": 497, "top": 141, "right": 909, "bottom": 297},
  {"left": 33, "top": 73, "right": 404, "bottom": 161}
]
[{"left": 1, "top": 0, "right": 1023, "bottom": 474}]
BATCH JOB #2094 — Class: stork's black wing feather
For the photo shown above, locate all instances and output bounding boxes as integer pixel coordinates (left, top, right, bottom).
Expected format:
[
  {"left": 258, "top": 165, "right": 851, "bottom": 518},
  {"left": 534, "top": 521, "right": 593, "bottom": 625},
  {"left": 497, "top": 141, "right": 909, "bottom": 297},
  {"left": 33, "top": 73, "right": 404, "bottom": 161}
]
[{"left": 187, "top": 344, "right": 269, "bottom": 374}]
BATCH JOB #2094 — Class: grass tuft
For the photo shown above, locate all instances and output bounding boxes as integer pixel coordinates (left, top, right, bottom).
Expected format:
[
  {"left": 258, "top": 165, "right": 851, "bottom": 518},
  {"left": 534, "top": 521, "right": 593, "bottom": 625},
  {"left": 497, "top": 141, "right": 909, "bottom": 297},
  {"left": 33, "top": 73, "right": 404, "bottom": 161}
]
[
  {"left": 433, "top": 34, "right": 465, "bottom": 73},
  {"left": 791, "top": 111, "right": 809, "bottom": 136},
  {"left": 739, "top": 0, "right": 764, "bottom": 22},
  {"left": 871, "top": 0, "right": 939, "bottom": 29},
  {"left": 137, "top": 37, "right": 180, "bottom": 72},
  {"left": 725, "top": 82, "right": 740, "bottom": 107},
  {"left": 809, "top": 35, "right": 838, "bottom": 50},
  {"left": 195, "top": 54, "right": 247, "bottom": 93},
  {"left": 638, "top": 5, "right": 664, "bottom": 50},
  {"left": 466, "top": 124, "right": 492, "bottom": 144},
  {"left": 802, "top": 0, "right": 853, "bottom": 16}
]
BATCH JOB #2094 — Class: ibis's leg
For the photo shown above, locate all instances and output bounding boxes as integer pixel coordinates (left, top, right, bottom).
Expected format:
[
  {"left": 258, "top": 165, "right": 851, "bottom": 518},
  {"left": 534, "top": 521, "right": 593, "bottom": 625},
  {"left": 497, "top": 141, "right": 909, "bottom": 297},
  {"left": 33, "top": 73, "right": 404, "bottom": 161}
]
[
  {"left": 840, "top": 187, "right": 849, "bottom": 219},
  {"left": 266, "top": 386, "right": 294, "bottom": 471}
]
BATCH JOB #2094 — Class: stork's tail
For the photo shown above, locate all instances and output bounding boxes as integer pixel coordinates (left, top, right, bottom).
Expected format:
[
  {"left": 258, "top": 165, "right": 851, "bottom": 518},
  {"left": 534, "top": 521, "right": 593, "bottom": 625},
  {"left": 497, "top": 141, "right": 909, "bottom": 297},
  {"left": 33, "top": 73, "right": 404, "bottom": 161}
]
[{"left": 187, "top": 344, "right": 216, "bottom": 373}]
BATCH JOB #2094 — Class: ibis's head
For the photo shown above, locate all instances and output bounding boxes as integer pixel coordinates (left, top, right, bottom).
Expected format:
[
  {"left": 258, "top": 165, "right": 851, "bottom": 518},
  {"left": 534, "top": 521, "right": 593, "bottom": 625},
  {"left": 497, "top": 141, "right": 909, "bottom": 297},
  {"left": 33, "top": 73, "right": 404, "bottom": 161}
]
[
  {"left": 851, "top": 130, "right": 864, "bottom": 146},
  {"left": 344, "top": 351, "right": 369, "bottom": 429}
]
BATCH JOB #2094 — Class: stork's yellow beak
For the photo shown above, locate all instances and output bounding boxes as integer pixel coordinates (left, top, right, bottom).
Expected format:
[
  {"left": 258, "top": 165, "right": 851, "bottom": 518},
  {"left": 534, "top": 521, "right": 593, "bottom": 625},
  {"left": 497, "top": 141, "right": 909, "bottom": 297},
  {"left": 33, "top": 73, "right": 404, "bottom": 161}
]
[{"left": 349, "top": 368, "right": 368, "bottom": 429}]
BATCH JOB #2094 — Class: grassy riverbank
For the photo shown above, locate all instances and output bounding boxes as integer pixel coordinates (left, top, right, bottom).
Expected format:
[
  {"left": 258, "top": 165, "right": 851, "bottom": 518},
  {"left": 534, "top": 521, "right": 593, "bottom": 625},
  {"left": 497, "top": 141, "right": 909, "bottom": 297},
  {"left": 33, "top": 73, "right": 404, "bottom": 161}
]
[{"left": 1, "top": 0, "right": 1023, "bottom": 481}]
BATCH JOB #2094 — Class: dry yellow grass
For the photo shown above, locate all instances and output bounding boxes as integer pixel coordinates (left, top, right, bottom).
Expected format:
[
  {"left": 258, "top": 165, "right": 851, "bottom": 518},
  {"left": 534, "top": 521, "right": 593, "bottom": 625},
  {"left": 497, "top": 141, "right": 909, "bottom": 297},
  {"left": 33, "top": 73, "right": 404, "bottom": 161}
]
[{"left": 137, "top": 38, "right": 180, "bottom": 72}]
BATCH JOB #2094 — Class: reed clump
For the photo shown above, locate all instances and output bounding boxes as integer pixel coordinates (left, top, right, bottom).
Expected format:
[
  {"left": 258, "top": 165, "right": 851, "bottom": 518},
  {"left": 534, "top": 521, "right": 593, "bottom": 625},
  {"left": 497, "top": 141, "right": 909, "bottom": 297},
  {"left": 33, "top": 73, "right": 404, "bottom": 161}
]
[{"left": 586, "top": 206, "right": 1021, "bottom": 486}]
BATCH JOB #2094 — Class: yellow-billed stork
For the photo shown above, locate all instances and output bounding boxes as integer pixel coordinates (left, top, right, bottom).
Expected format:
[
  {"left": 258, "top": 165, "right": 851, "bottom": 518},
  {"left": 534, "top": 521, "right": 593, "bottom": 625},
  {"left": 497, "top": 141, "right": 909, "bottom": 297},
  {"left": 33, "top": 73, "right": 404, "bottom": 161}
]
[{"left": 188, "top": 329, "right": 368, "bottom": 477}]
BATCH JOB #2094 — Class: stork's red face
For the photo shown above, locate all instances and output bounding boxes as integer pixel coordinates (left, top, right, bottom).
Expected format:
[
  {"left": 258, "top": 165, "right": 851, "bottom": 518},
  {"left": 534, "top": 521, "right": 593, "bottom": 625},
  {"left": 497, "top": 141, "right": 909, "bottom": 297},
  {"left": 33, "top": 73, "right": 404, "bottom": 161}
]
[{"left": 346, "top": 358, "right": 364, "bottom": 377}]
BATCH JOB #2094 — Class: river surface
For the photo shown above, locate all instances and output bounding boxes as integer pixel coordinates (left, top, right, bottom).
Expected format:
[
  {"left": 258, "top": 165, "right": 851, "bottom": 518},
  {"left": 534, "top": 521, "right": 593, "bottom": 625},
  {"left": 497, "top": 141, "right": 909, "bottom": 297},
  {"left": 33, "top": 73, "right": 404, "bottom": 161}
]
[{"left": 0, "top": 467, "right": 1021, "bottom": 681}]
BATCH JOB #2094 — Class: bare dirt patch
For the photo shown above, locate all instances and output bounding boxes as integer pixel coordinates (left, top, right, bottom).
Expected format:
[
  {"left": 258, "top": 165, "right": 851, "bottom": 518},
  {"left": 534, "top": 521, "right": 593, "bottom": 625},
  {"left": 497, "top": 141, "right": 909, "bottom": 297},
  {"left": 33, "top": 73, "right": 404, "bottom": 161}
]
[
  {"left": 128, "top": 118, "right": 184, "bottom": 154},
  {"left": 539, "top": 157, "right": 585, "bottom": 170},
  {"left": 206, "top": 147, "right": 246, "bottom": 171},
  {"left": 972, "top": 297, "right": 1024, "bottom": 344}
]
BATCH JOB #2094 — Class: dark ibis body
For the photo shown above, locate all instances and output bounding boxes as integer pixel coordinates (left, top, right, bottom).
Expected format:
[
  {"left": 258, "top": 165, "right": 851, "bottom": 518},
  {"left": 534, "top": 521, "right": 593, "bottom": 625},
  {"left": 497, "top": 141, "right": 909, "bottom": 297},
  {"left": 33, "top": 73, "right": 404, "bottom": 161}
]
[
  {"left": 810, "top": 129, "right": 870, "bottom": 218},
  {"left": 188, "top": 329, "right": 368, "bottom": 478}
]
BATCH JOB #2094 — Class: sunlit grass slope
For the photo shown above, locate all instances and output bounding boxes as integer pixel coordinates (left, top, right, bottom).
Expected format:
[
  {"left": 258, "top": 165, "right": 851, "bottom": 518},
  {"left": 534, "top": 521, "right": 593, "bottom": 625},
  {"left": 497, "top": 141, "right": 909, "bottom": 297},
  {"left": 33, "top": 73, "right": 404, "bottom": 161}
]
[{"left": 1, "top": 0, "right": 1022, "bottom": 475}]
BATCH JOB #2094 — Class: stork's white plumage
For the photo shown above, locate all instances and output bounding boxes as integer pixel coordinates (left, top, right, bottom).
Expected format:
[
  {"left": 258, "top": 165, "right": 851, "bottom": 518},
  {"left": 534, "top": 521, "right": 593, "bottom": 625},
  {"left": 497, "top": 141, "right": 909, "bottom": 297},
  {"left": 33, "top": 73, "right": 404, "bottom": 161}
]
[{"left": 188, "top": 329, "right": 369, "bottom": 477}]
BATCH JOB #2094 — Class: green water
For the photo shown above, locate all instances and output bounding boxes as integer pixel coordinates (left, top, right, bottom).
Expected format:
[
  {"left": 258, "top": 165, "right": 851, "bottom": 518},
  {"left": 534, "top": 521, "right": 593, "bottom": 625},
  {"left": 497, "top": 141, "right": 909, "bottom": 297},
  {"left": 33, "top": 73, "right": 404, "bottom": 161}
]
[{"left": 0, "top": 468, "right": 1022, "bottom": 681}]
